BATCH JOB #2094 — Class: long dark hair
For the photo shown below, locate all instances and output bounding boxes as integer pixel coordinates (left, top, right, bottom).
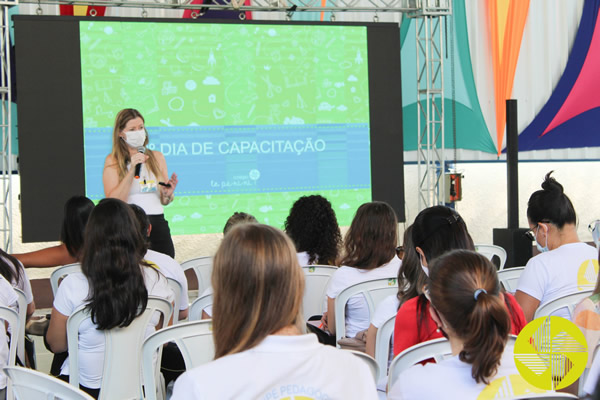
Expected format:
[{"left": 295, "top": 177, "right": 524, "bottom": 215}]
[
  {"left": 81, "top": 198, "right": 149, "bottom": 330},
  {"left": 429, "top": 250, "right": 510, "bottom": 384},
  {"left": 397, "top": 225, "right": 425, "bottom": 305},
  {"left": 0, "top": 249, "right": 23, "bottom": 286},
  {"left": 284, "top": 195, "right": 342, "bottom": 265},
  {"left": 60, "top": 196, "right": 95, "bottom": 259},
  {"left": 527, "top": 171, "right": 576, "bottom": 228},
  {"left": 341, "top": 202, "right": 398, "bottom": 270},
  {"left": 411, "top": 206, "right": 475, "bottom": 338}
]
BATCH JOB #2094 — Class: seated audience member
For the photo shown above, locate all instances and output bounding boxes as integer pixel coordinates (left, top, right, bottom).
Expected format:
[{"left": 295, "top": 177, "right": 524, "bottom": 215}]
[
  {"left": 285, "top": 195, "right": 342, "bottom": 266},
  {"left": 516, "top": 171, "right": 597, "bottom": 321},
  {"left": 0, "top": 249, "right": 34, "bottom": 320},
  {"left": 0, "top": 275, "right": 18, "bottom": 400},
  {"left": 171, "top": 223, "right": 378, "bottom": 399},
  {"left": 366, "top": 225, "right": 421, "bottom": 390},
  {"left": 130, "top": 204, "right": 188, "bottom": 321},
  {"left": 199, "top": 211, "right": 258, "bottom": 319},
  {"left": 223, "top": 212, "right": 257, "bottom": 235},
  {"left": 322, "top": 201, "right": 401, "bottom": 339},
  {"left": 13, "top": 196, "right": 94, "bottom": 268},
  {"left": 393, "top": 206, "right": 526, "bottom": 357},
  {"left": 46, "top": 198, "right": 174, "bottom": 399},
  {"left": 389, "top": 250, "right": 547, "bottom": 399}
]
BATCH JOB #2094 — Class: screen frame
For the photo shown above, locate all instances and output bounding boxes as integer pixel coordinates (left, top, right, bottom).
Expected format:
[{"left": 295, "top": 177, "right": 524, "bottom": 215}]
[{"left": 14, "top": 15, "right": 404, "bottom": 242}]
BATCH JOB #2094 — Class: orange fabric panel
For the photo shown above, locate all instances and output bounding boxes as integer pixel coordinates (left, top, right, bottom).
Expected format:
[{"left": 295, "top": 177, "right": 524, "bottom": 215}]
[{"left": 488, "top": 0, "right": 530, "bottom": 154}]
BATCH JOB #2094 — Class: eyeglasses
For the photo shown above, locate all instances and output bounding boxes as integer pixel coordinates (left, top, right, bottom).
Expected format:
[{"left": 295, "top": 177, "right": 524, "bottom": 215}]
[
  {"left": 588, "top": 220, "right": 600, "bottom": 233},
  {"left": 524, "top": 220, "right": 552, "bottom": 241}
]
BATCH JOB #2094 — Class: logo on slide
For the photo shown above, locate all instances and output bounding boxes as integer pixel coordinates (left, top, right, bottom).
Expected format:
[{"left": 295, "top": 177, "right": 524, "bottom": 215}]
[
  {"left": 514, "top": 316, "right": 587, "bottom": 390},
  {"left": 577, "top": 259, "right": 599, "bottom": 290}
]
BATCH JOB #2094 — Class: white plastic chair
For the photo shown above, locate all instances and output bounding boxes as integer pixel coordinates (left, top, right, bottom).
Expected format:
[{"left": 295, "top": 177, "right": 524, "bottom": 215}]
[
  {"left": 387, "top": 335, "right": 517, "bottom": 392},
  {"left": 188, "top": 293, "right": 213, "bottom": 321},
  {"left": 13, "top": 289, "right": 27, "bottom": 367},
  {"left": 66, "top": 297, "right": 173, "bottom": 400},
  {"left": 534, "top": 290, "right": 594, "bottom": 320},
  {"left": 166, "top": 278, "right": 183, "bottom": 324},
  {"left": 301, "top": 265, "right": 337, "bottom": 321},
  {"left": 497, "top": 266, "right": 525, "bottom": 294},
  {"left": 181, "top": 257, "right": 212, "bottom": 298},
  {"left": 475, "top": 244, "right": 507, "bottom": 270},
  {"left": 0, "top": 306, "right": 19, "bottom": 400},
  {"left": 50, "top": 263, "right": 82, "bottom": 296},
  {"left": 142, "top": 320, "right": 214, "bottom": 400},
  {"left": 4, "top": 366, "right": 95, "bottom": 400},
  {"left": 374, "top": 313, "right": 395, "bottom": 383},
  {"left": 348, "top": 350, "right": 379, "bottom": 383},
  {"left": 334, "top": 278, "right": 398, "bottom": 347},
  {"left": 386, "top": 337, "right": 451, "bottom": 392}
]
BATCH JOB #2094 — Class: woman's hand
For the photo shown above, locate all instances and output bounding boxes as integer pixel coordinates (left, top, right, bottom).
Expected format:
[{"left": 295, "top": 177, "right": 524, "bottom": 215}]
[
  {"left": 131, "top": 152, "right": 149, "bottom": 168},
  {"left": 160, "top": 173, "right": 178, "bottom": 205}
]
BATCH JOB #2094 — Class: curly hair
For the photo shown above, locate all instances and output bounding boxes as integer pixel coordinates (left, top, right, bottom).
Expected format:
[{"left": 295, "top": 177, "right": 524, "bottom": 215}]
[{"left": 284, "top": 195, "right": 342, "bottom": 265}]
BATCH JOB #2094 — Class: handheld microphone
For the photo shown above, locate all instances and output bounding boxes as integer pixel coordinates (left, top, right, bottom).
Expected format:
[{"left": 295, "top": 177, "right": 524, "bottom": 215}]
[{"left": 134, "top": 146, "right": 146, "bottom": 179}]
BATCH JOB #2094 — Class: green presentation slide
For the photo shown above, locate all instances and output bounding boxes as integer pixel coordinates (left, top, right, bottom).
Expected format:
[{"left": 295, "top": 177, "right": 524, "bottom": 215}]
[{"left": 81, "top": 21, "right": 372, "bottom": 234}]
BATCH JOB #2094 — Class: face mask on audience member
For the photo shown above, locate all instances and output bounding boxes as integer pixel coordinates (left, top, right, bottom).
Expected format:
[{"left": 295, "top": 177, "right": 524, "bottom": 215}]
[
  {"left": 420, "top": 255, "right": 429, "bottom": 277},
  {"left": 535, "top": 225, "right": 549, "bottom": 253},
  {"left": 123, "top": 129, "right": 146, "bottom": 148}
]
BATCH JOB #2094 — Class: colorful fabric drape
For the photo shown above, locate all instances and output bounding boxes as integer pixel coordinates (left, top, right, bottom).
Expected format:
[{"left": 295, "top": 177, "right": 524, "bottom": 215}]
[
  {"left": 519, "top": 0, "right": 600, "bottom": 151},
  {"left": 488, "top": 0, "right": 530, "bottom": 154},
  {"left": 59, "top": 5, "right": 106, "bottom": 16}
]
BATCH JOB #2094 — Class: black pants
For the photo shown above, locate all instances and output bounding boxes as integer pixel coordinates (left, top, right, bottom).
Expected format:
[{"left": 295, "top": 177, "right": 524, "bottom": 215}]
[
  {"left": 148, "top": 214, "right": 175, "bottom": 258},
  {"left": 57, "top": 375, "right": 100, "bottom": 399}
]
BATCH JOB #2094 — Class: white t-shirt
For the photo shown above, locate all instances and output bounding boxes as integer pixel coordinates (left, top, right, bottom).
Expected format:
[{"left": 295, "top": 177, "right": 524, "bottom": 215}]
[
  {"left": 370, "top": 294, "right": 399, "bottom": 391},
  {"left": 517, "top": 242, "right": 598, "bottom": 319},
  {"left": 144, "top": 249, "right": 189, "bottom": 311},
  {"left": 326, "top": 255, "right": 401, "bottom": 337},
  {"left": 171, "top": 334, "right": 378, "bottom": 400},
  {"left": 6, "top": 257, "right": 34, "bottom": 306},
  {"left": 297, "top": 251, "right": 311, "bottom": 266},
  {"left": 389, "top": 344, "right": 549, "bottom": 399},
  {"left": 53, "top": 267, "right": 174, "bottom": 389},
  {"left": 0, "top": 275, "right": 18, "bottom": 390}
]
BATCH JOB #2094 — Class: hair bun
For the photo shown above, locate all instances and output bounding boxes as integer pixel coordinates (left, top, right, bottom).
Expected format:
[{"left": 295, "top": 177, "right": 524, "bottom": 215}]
[{"left": 541, "top": 171, "right": 564, "bottom": 194}]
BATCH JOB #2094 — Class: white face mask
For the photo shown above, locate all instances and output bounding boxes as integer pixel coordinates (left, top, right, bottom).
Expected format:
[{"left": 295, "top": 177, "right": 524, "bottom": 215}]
[
  {"left": 123, "top": 129, "right": 146, "bottom": 148},
  {"left": 421, "top": 262, "right": 429, "bottom": 277},
  {"left": 535, "top": 225, "right": 549, "bottom": 253}
]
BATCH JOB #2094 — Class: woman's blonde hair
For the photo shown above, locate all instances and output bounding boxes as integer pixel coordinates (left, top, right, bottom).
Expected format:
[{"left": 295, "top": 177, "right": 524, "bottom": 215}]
[
  {"left": 110, "top": 109, "right": 162, "bottom": 181},
  {"left": 212, "top": 223, "right": 305, "bottom": 359}
]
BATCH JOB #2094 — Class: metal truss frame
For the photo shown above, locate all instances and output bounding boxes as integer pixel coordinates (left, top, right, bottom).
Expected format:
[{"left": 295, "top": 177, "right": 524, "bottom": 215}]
[
  {"left": 0, "top": 0, "right": 14, "bottom": 251},
  {"left": 416, "top": 14, "right": 445, "bottom": 210}
]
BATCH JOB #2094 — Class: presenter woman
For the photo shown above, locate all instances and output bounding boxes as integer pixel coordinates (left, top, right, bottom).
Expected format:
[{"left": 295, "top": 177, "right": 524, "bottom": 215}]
[{"left": 103, "top": 109, "right": 178, "bottom": 258}]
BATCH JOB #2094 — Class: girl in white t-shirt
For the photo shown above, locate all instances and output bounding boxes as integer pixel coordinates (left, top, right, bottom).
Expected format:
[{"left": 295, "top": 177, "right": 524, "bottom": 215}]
[
  {"left": 322, "top": 201, "right": 401, "bottom": 338},
  {"left": 172, "top": 223, "right": 377, "bottom": 400},
  {"left": 285, "top": 195, "right": 342, "bottom": 266},
  {"left": 390, "top": 250, "right": 544, "bottom": 400},
  {"left": 516, "top": 171, "right": 597, "bottom": 321},
  {"left": 46, "top": 198, "right": 173, "bottom": 399}
]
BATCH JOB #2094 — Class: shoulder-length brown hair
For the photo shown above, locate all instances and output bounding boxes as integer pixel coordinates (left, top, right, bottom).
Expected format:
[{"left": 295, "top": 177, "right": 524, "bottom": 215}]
[
  {"left": 109, "top": 108, "right": 162, "bottom": 181},
  {"left": 340, "top": 201, "right": 398, "bottom": 270},
  {"left": 212, "top": 223, "right": 305, "bottom": 359}
]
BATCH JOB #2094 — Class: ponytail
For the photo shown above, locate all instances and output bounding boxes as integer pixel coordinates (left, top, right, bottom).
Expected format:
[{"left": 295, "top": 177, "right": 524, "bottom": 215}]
[{"left": 429, "top": 250, "right": 510, "bottom": 384}]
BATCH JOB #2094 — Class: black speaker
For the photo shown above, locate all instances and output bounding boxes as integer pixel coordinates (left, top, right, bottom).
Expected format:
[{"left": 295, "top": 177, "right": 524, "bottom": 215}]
[{"left": 493, "top": 228, "right": 533, "bottom": 269}]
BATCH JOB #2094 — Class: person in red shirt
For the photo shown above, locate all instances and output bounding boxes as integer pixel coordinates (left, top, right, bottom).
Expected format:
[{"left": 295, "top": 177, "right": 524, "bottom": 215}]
[{"left": 393, "top": 206, "right": 526, "bottom": 357}]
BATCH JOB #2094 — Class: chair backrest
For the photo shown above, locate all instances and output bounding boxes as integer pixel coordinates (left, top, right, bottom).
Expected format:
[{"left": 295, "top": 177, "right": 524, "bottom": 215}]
[
  {"left": 387, "top": 335, "right": 517, "bottom": 392},
  {"left": 475, "top": 244, "right": 508, "bottom": 270},
  {"left": 0, "top": 306, "right": 19, "bottom": 400},
  {"left": 181, "top": 257, "right": 212, "bottom": 296},
  {"left": 497, "top": 266, "right": 526, "bottom": 294},
  {"left": 534, "top": 290, "right": 594, "bottom": 320},
  {"left": 4, "top": 366, "right": 95, "bottom": 400},
  {"left": 67, "top": 297, "right": 172, "bottom": 400},
  {"left": 50, "top": 263, "right": 82, "bottom": 296},
  {"left": 334, "top": 278, "right": 398, "bottom": 346},
  {"left": 141, "top": 320, "right": 214, "bottom": 400},
  {"left": 348, "top": 350, "right": 379, "bottom": 384},
  {"left": 188, "top": 293, "right": 213, "bottom": 321},
  {"left": 301, "top": 265, "right": 337, "bottom": 321},
  {"left": 386, "top": 337, "right": 452, "bottom": 392},
  {"left": 166, "top": 278, "right": 183, "bottom": 324},
  {"left": 13, "top": 289, "right": 27, "bottom": 367},
  {"left": 374, "top": 313, "right": 395, "bottom": 383}
]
